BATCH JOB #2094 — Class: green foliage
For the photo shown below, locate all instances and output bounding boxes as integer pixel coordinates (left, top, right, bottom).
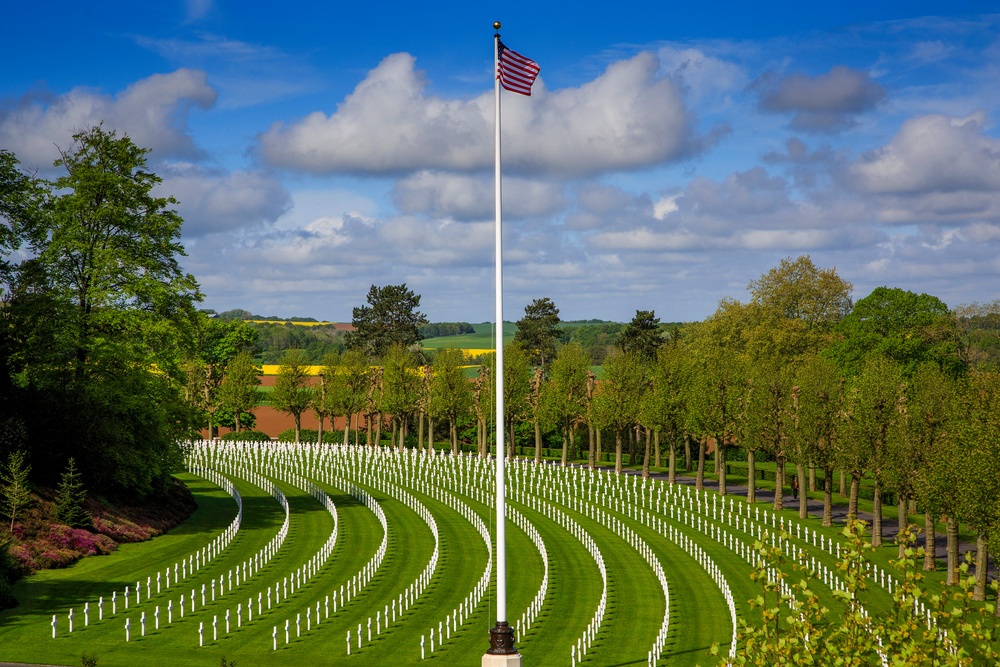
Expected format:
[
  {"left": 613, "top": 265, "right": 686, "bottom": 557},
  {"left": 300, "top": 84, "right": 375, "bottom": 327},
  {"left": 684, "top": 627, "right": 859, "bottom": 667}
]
[
  {"left": 219, "top": 430, "right": 271, "bottom": 443},
  {"left": 565, "top": 321, "right": 624, "bottom": 365},
  {"left": 276, "top": 429, "right": 340, "bottom": 444},
  {"left": 2, "top": 126, "right": 200, "bottom": 497},
  {"left": 80, "top": 652, "right": 98, "bottom": 667},
  {"left": 513, "top": 297, "right": 563, "bottom": 368},
  {"left": 346, "top": 283, "right": 427, "bottom": 358},
  {"left": 269, "top": 349, "right": 314, "bottom": 442},
  {"left": 715, "top": 522, "right": 1000, "bottom": 666},
  {"left": 52, "top": 458, "right": 89, "bottom": 529},
  {"left": 217, "top": 351, "right": 262, "bottom": 432},
  {"left": 250, "top": 321, "right": 346, "bottom": 364},
  {"left": 826, "top": 286, "right": 963, "bottom": 378},
  {"left": 419, "top": 322, "right": 475, "bottom": 338},
  {"left": 616, "top": 309, "right": 664, "bottom": 361},
  {"left": 1, "top": 450, "right": 31, "bottom": 531}
]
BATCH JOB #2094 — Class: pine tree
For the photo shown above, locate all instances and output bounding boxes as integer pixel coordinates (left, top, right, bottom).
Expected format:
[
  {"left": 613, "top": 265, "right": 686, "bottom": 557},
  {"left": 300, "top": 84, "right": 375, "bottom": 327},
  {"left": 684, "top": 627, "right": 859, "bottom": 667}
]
[{"left": 53, "top": 458, "right": 89, "bottom": 529}]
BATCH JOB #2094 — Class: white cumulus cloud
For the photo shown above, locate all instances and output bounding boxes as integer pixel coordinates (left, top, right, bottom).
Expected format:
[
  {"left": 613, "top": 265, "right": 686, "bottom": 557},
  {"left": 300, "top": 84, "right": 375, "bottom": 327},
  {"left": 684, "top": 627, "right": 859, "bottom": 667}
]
[
  {"left": 259, "top": 51, "right": 708, "bottom": 176},
  {"left": 0, "top": 69, "right": 216, "bottom": 169}
]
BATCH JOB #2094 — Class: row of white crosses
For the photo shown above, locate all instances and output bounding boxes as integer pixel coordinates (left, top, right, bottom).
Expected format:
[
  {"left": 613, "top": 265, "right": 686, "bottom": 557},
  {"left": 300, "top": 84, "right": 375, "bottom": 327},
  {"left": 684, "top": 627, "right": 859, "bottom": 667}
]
[
  {"left": 507, "top": 505, "right": 549, "bottom": 639},
  {"left": 522, "top": 460, "right": 891, "bottom": 662},
  {"left": 316, "top": 444, "right": 491, "bottom": 656},
  {"left": 53, "top": 464, "right": 246, "bottom": 638},
  {"left": 517, "top": 490, "right": 607, "bottom": 665},
  {"left": 228, "top": 442, "right": 437, "bottom": 653},
  {"left": 184, "top": 443, "right": 342, "bottom": 648}
]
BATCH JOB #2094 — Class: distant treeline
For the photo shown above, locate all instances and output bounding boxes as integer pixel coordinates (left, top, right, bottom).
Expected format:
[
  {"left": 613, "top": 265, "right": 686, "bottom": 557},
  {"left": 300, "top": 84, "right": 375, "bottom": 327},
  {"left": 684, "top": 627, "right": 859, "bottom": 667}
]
[{"left": 419, "top": 322, "right": 476, "bottom": 338}]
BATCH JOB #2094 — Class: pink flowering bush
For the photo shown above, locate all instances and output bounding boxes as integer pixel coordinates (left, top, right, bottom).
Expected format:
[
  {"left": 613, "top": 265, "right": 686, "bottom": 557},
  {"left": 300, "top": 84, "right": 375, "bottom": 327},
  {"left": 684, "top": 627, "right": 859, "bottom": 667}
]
[{"left": 91, "top": 514, "right": 157, "bottom": 543}]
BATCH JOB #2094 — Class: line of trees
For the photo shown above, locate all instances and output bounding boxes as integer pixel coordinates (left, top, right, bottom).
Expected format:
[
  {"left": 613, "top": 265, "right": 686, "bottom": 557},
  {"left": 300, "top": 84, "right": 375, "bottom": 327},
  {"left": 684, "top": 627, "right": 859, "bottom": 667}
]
[{"left": 274, "top": 260, "right": 1000, "bottom": 599}]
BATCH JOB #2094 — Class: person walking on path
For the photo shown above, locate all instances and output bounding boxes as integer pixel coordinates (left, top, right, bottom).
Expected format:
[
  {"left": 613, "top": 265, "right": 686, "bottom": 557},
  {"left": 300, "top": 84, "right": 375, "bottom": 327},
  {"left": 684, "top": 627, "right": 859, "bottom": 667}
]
[{"left": 792, "top": 475, "right": 799, "bottom": 500}]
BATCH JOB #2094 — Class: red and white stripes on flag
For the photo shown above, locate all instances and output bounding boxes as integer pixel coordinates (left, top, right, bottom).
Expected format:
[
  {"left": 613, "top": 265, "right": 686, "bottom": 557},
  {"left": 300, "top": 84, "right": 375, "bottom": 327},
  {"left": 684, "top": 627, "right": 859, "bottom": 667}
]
[{"left": 497, "top": 40, "right": 540, "bottom": 96}]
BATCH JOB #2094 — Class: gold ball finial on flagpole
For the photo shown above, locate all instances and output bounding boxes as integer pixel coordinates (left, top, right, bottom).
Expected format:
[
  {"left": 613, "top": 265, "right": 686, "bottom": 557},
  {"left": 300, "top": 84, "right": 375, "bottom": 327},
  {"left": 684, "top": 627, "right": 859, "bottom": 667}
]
[{"left": 493, "top": 21, "right": 501, "bottom": 30}]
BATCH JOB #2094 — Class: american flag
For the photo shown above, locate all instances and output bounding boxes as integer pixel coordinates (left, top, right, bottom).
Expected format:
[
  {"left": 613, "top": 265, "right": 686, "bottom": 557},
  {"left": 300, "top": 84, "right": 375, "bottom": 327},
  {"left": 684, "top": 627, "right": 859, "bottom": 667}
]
[{"left": 498, "top": 40, "right": 540, "bottom": 96}]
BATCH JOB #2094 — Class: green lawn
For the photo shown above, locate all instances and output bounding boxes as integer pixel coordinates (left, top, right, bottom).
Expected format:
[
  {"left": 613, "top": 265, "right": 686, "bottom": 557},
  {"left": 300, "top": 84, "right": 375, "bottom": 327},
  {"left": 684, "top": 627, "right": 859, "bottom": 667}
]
[{"left": 0, "top": 444, "right": 971, "bottom": 667}]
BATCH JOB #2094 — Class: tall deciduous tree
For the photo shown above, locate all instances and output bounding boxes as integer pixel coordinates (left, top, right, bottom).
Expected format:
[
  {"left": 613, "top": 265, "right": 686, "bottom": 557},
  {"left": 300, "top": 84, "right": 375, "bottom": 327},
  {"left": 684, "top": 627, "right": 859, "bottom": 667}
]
[
  {"left": 546, "top": 342, "right": 591, "bottom": 466},
  {"left": 430, "top": 348, "right": 472, "bottom": 455},
  {"left": 346, "top": 284, "right": 427, "bottom": 358},
  {"left": 502, "top": 343, "right": 531, "bottom": 459},
  {"left": 826, "top": 286, "right": 962, "bottom": 378},
  {"left": 8, "top": 126, "right": 199, "bottom": 497},
  {"left": 217, "top": 351, "right": 262, "bottom": 433},
  {"left": 270, "top": 349, "right": 313, "bottom": 443},
  {"left": 380, "top": 344, "right": 420, "bottom": 451},
  {"left": 593, "top": 350, "right": 645, "bottom": 474},
  {"left": 514, "top": 297, "right": 562, "bottom": 369},
  {"left": 336, "top": 349, "right": 371, "bottom": 445},
  {"left": 837, "top": 354, "right": 905, "bottom": 545}
]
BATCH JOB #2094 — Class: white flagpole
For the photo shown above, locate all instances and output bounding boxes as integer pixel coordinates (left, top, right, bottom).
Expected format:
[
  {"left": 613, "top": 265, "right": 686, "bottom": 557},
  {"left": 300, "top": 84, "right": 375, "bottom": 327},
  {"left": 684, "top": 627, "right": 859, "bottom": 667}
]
[
  {"left": 493, "top": 26, "right": 507, "bottom": 629},
  {"left": 485, "top": 20, "right": 519, "bottom": 662}
]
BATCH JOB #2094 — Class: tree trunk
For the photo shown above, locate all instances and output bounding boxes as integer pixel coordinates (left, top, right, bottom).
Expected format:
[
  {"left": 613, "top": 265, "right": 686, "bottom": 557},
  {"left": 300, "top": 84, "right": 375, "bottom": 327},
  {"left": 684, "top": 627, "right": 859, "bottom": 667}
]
[
  {"left": 718, "top": 436, "right": 727, "bottom": 496},
  {"left": 399, "top": 417, "right": 407, "bottom": 453},
  {"left": 234, "top": 410, "right": 242, "bottom": 434},
  {"left": 343, "top": 413, "right": 351, "bottom": 446},
  {"left": 294, "top": 414, "right": 301, "bottom": 443},
  {"left": 596, "top": 428, "right": 602, "bottom": 467},
  {"left": 714, "top": 437, "right": 721, "bottom": 475},
  {"left": 822, "top": 465, "right": 833, "bottom": 527},
  {"left": 797, "top": 463, "right": 807, "bottom": 520},
  {"left": 614, "top": 430, "right": 623, "bottom": 474},
  {"left": 897, "top": 495, "right": 909, "bottom": 558},
  {"left": 923, "top": 512, "right": 936, "bottom": 571},
  {"left": 568, "top": 427, "right": 576, "bottom": 466},
  {"left": 417, "top": 413, "right": 424, "bottom": 453},
  {"left": 558, "top": 426, "right": 566, "bottom": 466},
  {"left": 391, "top": 421, "right": 398, "bottom": 451},
  {"left": 808, "top": 463, "right": 816, "bottom": 493},
  {"left": 536, "top": 418, "right": 544, "bottom": 464},
  {"left": 450, "top": 418, "right": 458, "bottom": 455},
  {"left": 696, "top": 436, "right": 706, "bottom": 491},
  {"left": 317, "top": 415, "right": 324, "bottom": 444},
  {"left": 974, "top": 535, "right": 988, "bottom": 601},
  {"left": 641, "top": 427, "right": 651, "bottom": 479},
  {"left": 684, "top": 433, "right": 692, "bottom": 472},
  {"left": 628, "top": 427, "right": 636, "bottom": 466},
  {"left": 508, "top": 420, "right": 515, "bottom": 460},
  {"left": 773, "top": 458, "right": 784, "bottom": 512},
  {"left": 839, "top": 469, "right": 846, "bottom": 497},
  {"left": 428, "top": 417, "right": 435, "bottom": 452},
  {"left": 667, "top": 440, "right": 676, "bottom": 484},
  {"left": 208, "top": 412, "right": 214, "bottom": 441},
  {"left": 375, "top": 413, "right": 382, "bottom": 447},
  {"left": 871, "top": 480, "right": 883, "bottom": 547},
  {"left": 848, "top": 472, "right": 861, "bottom": 520},
  {"left": 654, "top": 431, "right": 661, "bottom": 469},
  {"left": 747, "top": 449, "right": 756, "bottom": 504},
  {"left": 588, "top": 423, "right": 595, "bottom": 470},
  {"left": 946, "top": 517, "right": 959, "bottom": 585}
]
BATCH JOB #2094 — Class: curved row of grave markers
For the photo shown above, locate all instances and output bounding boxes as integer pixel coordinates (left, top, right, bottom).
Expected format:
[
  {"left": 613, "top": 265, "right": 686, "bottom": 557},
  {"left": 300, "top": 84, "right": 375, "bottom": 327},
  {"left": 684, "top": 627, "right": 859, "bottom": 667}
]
[{"left": 48, "top": 438, "right": 946, "bottom": 665}]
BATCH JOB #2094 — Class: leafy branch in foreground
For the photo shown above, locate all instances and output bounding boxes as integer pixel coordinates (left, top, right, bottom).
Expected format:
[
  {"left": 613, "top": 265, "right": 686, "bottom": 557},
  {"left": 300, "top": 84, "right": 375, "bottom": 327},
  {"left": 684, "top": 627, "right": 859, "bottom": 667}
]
[{"left": 714, "top": 521, "right": 1000, "bottom": 666}]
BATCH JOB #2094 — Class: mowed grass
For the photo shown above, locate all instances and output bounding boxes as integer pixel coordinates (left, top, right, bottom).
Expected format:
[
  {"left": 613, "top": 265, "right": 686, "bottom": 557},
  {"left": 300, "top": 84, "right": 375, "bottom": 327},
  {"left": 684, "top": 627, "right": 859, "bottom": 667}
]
[{"left": 0, "top": 448, "right": 933, "bottom": 667}]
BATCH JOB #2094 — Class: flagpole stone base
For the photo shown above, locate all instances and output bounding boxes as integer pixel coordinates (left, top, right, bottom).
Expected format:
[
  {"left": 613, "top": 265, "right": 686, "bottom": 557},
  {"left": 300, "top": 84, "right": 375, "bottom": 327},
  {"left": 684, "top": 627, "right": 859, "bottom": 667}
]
[
  {"left": 482, "top": 652, "right": 522, "bottom": 667},
  {"left": 484, "top": 621, "right": 521, "bottom": 666}
]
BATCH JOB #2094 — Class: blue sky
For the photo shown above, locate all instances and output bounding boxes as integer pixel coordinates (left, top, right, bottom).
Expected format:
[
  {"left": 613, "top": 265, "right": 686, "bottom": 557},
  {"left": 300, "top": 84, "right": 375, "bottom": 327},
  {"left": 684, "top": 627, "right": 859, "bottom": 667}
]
[{"left": 3, "top": 2, "right": 1000, "bottom": 323}]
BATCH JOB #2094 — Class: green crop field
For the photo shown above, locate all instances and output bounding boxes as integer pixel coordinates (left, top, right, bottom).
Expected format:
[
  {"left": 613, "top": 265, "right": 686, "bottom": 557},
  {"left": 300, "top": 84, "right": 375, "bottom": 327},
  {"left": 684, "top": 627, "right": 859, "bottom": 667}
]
[
  {"left": 421, "top": 322, "right": 516, "bottom": 351},
  {"left": 0, "top": 443, "right": 959, "bottom": 667}
]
